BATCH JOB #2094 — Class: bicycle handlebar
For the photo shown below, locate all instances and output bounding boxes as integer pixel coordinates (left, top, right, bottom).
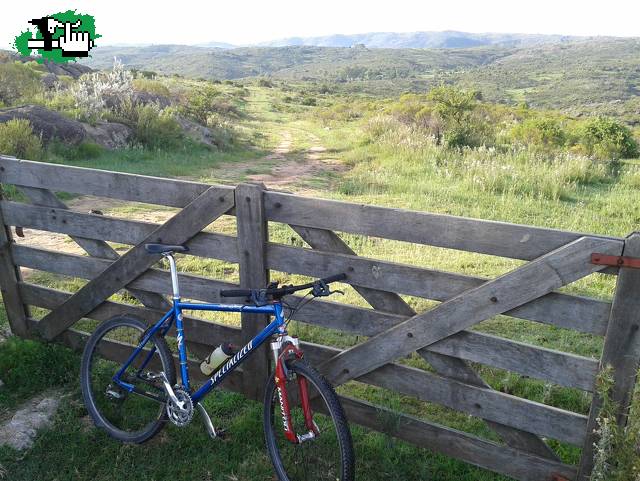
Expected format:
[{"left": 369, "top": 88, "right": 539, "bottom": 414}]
[{"left": 220, "top": 273, "right": 347, "bottom": 300}]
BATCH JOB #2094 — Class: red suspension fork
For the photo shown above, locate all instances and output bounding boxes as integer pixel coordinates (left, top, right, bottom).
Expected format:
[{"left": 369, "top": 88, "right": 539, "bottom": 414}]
[{"left": 275, "top": 356, "right": 298, "bottom": 444}]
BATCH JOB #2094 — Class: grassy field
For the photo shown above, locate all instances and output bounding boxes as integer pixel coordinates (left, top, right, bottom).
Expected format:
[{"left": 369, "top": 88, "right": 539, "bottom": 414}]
[{"left": 1, "top": 83, "right": 639, "bottom": 480}]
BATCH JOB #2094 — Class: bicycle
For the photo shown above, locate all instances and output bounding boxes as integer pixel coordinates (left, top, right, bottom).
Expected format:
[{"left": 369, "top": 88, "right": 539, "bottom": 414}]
[{"left": 80, "top": 243, "right": 355, "bottom": 481}]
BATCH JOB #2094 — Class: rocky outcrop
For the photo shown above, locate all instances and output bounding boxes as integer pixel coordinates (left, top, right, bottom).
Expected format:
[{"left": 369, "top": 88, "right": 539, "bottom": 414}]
[
  {"left": 175, "top": 115, "right": 217, "bottom": 148},
  {"left": 81, "top": 121, "right": 132, "bottom": 149},
  {"left": 0, "top": 105, "right": 132, "bottom": 149},
  {"left": 0, "top": 105, "right": 85, "bottom": 144}
]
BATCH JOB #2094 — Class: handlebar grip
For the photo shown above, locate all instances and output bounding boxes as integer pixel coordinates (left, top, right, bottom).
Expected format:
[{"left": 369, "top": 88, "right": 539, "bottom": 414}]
[
  {"left": 321, "top": 273, "right": 347, "bottom": 284},
  {"left": 220, "top": 289, "right": 252, "bottom": 298}
]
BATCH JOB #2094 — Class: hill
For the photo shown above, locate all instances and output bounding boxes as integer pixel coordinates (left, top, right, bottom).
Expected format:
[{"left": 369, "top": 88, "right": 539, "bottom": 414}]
[{"left": 255, "top": 30, "right": 589, "bottom": 49}]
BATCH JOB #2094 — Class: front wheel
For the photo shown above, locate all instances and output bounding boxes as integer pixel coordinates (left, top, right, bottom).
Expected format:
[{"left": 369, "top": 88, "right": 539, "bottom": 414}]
[{"left": 264, "top": 359, "right": 355, "bottom": 481}]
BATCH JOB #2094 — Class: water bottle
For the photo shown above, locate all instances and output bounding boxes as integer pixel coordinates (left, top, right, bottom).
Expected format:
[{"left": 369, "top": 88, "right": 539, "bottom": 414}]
[{"left": 200, "top": 343, "right": 235, "bottom": 376}]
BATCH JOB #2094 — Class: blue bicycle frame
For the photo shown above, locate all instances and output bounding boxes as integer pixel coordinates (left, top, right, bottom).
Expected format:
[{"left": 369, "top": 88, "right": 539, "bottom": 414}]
[{"left": 112, "top": 297, "right": 286, "bottom": 404}]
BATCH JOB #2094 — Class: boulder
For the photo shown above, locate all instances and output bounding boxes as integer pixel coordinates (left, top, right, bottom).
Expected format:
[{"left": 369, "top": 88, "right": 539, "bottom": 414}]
[
  {"left": 0, "top": 105, "right": 132, "bottom": 149},
  {"left": 0, "top": 105, "right": 85, "bottom": 145},
  {"left": 81, "top": 121, "right": 132, "bottom": 149},
  {"left": 175, "top": 115, "right": 217, "bottom": 148}
]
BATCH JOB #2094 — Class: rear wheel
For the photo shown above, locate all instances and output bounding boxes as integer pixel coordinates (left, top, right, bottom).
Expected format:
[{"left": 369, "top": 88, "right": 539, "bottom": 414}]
[
  {"left": 80, "top": 315, "right": 176, "bottom": 443},
  {"left": 264, "top": 359, "right": 355, "bottom": 481}
]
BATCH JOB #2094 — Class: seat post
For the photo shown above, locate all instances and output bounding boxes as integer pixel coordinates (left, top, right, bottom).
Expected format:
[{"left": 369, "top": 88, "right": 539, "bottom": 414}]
[{"left": 163, "top": 253, "right": 180, "bottom": 299}]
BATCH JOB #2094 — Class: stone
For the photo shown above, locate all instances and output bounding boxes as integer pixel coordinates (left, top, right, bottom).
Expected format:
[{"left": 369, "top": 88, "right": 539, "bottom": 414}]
[{"left": 0, "top": 393, "right": 61, "bottom": 450}]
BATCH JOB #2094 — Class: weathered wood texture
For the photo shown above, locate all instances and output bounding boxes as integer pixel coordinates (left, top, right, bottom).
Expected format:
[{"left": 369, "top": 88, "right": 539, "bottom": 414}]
[
  {"left": 37, "top": 187, "right": 234, "bottom": 340},
  {"left": 577, "top": 232, "right": 640, "bottom": 480},
  {"left": 1, "top": 158, "right": 637, "bottom": 481},
  {"left": 235, "top": 183, "right": 271, "bottom": 401},
  {"left": 0, "top": 195, "right": 29, "bottom": 336},
  {"left": 265, "top": 191, "right": 620, "bottom": 261},
  {"left": 319, "top": 236, "right": 623, "bottom": 388}
]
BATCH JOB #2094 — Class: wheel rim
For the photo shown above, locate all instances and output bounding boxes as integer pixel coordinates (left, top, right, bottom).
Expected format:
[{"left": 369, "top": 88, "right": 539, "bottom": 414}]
[
  {"left": 267, "top": 370, "right": 345, "bottom": 481},
  {"left": 85, "top": 323, "right": 168, "bottom": 437}
]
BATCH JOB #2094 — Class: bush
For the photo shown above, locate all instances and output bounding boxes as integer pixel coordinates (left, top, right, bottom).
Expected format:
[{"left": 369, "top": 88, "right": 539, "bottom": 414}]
[
  {"left": 0, "top": 62, "right": 43, "bottom": 105},
  {"left": 578, "top": 117, "right": 638, "bottom": 160},
  {"left": 301, "top": 96, "right": 317, "bottom": 106},
  {"left": 51, "top": 140, "right": 104, "bottom": 160},
  {"left": 510, "top": 117, "right": 567, "bottom": 151},
  {"left": 182, "top": 84, "right": 221, "bottom": 124},
  {"left": 590, "top": 366, "right": 640, "bottom": 481},
  {"left": 72, "top": 59, "right": 133, "bottom": 121},
  {"left": 132, "top": 78, "right": 171, "bottom": 97},
  {"left": 133, "top": 105, "right": 182, "bottom": 149},
  {"left": 0, "top": 119, "right": 43, "bottom": 159}
]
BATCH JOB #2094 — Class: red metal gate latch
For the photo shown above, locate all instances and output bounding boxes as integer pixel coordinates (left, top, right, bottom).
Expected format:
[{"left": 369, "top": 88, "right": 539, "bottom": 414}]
[{"left": 591, "top": 253, "right": 640, "bottom": 269}]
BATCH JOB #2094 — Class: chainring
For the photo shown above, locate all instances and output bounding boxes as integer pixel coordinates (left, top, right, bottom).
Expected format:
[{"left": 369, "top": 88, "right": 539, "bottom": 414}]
[{"left": 166, "top": 387, "right": 194, "bottom": 427}]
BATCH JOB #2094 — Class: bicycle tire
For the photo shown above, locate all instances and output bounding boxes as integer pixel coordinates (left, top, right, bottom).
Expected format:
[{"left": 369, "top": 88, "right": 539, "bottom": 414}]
[
  {"left": 80, "top": 315, "right": 176, "bottom": 444},
  {"left": 263, "top": 359, "right": 355, "bottom": 481}
]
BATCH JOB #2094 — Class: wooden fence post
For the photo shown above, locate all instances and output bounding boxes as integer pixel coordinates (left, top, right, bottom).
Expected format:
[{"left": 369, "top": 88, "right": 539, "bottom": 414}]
[
  {"left": 577, "top": 232, "right": 640, "bottom": 480},
  {"left": 236, "top": 183, "right": 270, "bottom": 401},
  {"left": 0, "top": 195, "right": 30, "bottom": 337}
]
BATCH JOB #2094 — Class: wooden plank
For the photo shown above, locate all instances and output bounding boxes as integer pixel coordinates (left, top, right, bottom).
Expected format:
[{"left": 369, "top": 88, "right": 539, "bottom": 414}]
[
  {"left": 337, "top": 396, "right": 577, "bottom": 481},
  {"left": 292, "top": 225, "right": 560, "bottom": 458},
  {"left": 24, "top": 317, "right": 243, "bottom": 393},
  {"left": 235, "top": 183, "right": 270, "bottom": 401},
  {"left": 0, "top": 156, "right": 233, "bottom": 208},
  {"left": 0, "top": 197, "right": 30, "bottom": 337},
  {"left": 19, "top": 283, "right": 242, "bottom": 347},
  {"left": 266, "top": 190, "right": 621, "bottom": 261},
  {"left": 4, "top": 200, "right": 611, "bottom": 335},
  {"left": 319, "top": 236, "right": 623, "bottom": 388},
  {"left": 1, "top": 200, "right": 239, "bottom": 263},
  {"left": 18, "top": 186, "right": 172, "bottom": 312},
  {"left": 14, "top": 245, "right": 599, "bottom": 392},
  {"left": 301, "top": 341, "right": 587, "bottom": 445},
  {"left": 577, "top": 232, "right": 640, "bottom": 480},
  {"left": 36, "top": 187, "right": 235, "bottom": 340}
]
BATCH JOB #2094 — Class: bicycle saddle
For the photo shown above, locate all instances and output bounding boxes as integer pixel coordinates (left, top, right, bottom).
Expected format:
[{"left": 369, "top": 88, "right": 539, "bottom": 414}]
[{"left": 144, "top": 243, "right": 189, "bottom": 254}]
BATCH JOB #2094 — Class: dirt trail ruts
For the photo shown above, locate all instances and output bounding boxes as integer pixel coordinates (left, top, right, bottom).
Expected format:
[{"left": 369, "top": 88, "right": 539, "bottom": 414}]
[{"left": 246, "top": 130, "right": 345, "bottom": 187}]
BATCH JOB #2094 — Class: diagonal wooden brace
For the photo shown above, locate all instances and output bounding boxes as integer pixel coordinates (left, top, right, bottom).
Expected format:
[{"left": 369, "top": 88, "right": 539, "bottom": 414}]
[
  {"left": 318, "top": 236, "right": 623, "bottom": 390},
  {"left": 291, "top": 224, "right": 559, "bottom": 459},
  {"left": 17, "top": 186, "right": 172, "bottom": 312},
  {"left": 37, "top": 187, "right": 234, "bottom": 340}
]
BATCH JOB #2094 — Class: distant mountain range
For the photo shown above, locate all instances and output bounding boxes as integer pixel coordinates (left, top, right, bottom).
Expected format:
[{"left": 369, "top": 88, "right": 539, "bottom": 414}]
[{"left": 195, "top": 30, "right": 600, "bottom": 49}]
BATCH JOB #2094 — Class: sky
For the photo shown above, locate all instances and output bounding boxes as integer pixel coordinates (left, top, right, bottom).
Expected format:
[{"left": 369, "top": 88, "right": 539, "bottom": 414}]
[{"left": 1, "top": 0, "right": 639, "bottom": 48}]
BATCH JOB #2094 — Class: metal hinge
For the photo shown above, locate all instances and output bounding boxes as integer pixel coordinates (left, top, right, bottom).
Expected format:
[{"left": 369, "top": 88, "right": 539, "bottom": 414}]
[{"left": 591, "top": 253, "right": 640, "bottom": 269}]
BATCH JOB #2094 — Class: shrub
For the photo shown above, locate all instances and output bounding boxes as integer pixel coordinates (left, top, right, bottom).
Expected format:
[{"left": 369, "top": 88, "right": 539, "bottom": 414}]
[
  {"left": 590, "top": 366, "right": 640, "bottom": 481},
  {"left": 0, "top": 119, "right": 43, "bottom": 159},
  {"left": 510, "top": 117, "right": 567, "bottom": 151},
  {"left": 51, "top": 141, "right": 104, "bottom": 160},
  {"left": 0, "top": 62, "right": 43, "bottom": 105},
  {"left": 72, "top": 59, "right": 133, "bottom": 121},
  {"left": 578, "top": 117, "right": 638, "bottom": 160},
  {"left": 301, "top": 96, "right": 317, "bottom": 106},
  {"left": 132, "top": 78, "right": 171, "bottom": 97},
  {"left": 258, "top": 78, "right": 274, "bottom": 88},
  {"left": 133, "top": 104, "right": 182, "bottom": 149},
  {"left": 182, "top": 84, "right": 221, "bottom": 124}
]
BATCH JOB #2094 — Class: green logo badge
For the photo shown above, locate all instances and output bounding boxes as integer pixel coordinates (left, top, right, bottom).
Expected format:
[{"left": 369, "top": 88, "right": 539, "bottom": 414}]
[{"left": 13, "top": 10, "right": 99, "bottom": 63}]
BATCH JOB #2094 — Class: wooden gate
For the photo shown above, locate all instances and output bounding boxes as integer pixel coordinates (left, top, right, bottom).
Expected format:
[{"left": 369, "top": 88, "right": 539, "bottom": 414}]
[{"left": 1, "top": 155, "right": 639, "bottom": 481}]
